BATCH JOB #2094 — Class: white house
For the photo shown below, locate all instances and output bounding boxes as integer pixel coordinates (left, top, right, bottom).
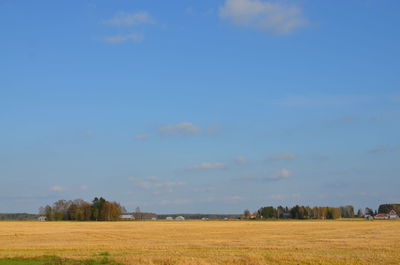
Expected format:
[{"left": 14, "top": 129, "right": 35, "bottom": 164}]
[
  {"left": 166, "top": 216, "right": 173, "bottom": 220},
  {"left": 119, "top": 214, "right": 134, "bottom": 220},
  {"left": 374, "top": 210, "right": 399, "bottom": 220},
  {"left": 175, "top": 216, "right": 185, "bottom": 221},
  {"left": 388, "top": 210, "right": 399, "bottom": 219},
  {"left": 38, "top": 216, "right": 47, "bottom": 221}
]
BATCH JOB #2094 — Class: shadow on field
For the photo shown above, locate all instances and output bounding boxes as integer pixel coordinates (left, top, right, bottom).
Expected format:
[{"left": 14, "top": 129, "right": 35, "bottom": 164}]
[{"left": 0, "top": 253, "right": 124, "bottom": 265}]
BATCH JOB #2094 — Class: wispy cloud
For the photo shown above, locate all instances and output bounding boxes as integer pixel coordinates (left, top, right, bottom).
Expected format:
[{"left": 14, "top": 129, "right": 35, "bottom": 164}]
[
  {"left": 269, "top": 193, "right": 301, "bottom": 200},
  {"left": 368, "top": 146, "right": 397, "bottom": 154},
  {"left": 200, "top": 195, "right": 246, "bottom": 203},
  {"left": 50, "top": 185, "right": 68, "bottom": 192},
  {"left": 159, "top": 122, "right": 201, "bottom": 136},
  {"left": 157, "top": 122, "right": 220, "bottom": 137},
  {"left": 104, "top": 11, "right": 155, "bottom": 27},
  {"left": 187, "top": 162, "right": 227, "bottom": 170},
  {"left": 101, "top": 11, "right": 155, "bottom": 44},
  {"left": 219, "top": 0, "right": 308, "bottom": 35},
  {"left": 269, "top": 193, "right": 286, "bottom": 200},
  {"left": 265, "top": 168, "right": 293, "bottom": 180},
  {"left": 185, "top": 7, "right": 214, "bottom": 16},
  {"left": 193, "top": 186, "right": 216, "bottom": 193},
  {"left": 135, "top": 134, "right": 150, "bottom": 140},
  {"left": 224, "top": 195, "right": 245, "bottom": 202},
  {"left": 312, "top": 154, "right": 329, "bottom": 161},
  {"left": 137, "top": 181, "right": 185, "bottom": 190},
  {"left": 232, "top": 174, "right": 257, "bottom": 181},
  {"left": 159, "top": 199, "right": 192, "bottom": 206},
  {"left": 84, "top": 130, "right": 93, "bottom": 135},
  {"left": 276, "top": 95, "right": 371, "bottom": 108},
  {"left": 102, "top": 33, "right": 144, "bottom": 44},
  {"left": 392, "top": 93, "right": 400, "bottom": 103},
  {"left": 234, "top": 156, "right": 247, "bottom": 164},
  {"left": 128, "top": 177, "right": 185, "bottom": 192},
  {"left": 266, "top": 152, "right": 297, "bottom": 161},
  {"left": 336, "top": 116, "right": 358, "bottom": 123}
]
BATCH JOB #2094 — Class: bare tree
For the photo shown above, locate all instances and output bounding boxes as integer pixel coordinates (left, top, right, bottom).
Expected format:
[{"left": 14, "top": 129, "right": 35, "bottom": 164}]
[
  {"left": 243, "top": 209, "right": 251, "bottom": 219},
  {"left": 135, "top": 206, "right": 142, "bottom": 220}
]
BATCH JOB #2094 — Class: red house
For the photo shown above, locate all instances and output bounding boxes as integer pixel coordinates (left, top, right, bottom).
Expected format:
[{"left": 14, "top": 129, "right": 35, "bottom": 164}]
[{"left": 374, "top": 210, "right": 399, "bottom": 220}]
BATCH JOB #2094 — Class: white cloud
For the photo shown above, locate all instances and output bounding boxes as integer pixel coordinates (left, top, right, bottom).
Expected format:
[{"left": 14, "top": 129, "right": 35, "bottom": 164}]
[
  {"left": 79, "top": 185, "right": 88, "bottom": 191},
  {"left": 219, "top": 0, "right": 307, "bottom": 34},
  {"left": 104, "top": 11, "right": 155, "bottom": 27},
  {"left": 266, "top": 152, "right": 297, "bottom": 161},
  {"left": 50, "top": 185, "right": 67, "bottom": 192},
  {"left": 135, "top": 134, "right": 150, "bottom": 140},
  {"left": 102, "top": 33, "right": 144, "bottom": 44},
  {"left": 159, "top": 122, "right": 201, "bottom": 136},
  {"left": 234, "top": 156, "right": 247, "bottom": 164},
  {"left": 188, "top": 162, "right": 227, "bottom": 170},
  {"left": 266, "top": 168, "right": 292, "bottom": 180}
]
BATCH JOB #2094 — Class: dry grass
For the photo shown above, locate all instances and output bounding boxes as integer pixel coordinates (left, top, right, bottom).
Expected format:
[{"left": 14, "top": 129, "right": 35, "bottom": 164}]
[{"left": 0, "top": 220, "right": 399, "bottom": 265}]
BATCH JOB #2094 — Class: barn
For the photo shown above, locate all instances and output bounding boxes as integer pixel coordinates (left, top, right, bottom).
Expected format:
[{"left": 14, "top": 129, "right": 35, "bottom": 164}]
[
  {"left": 388, "top": 210, "right": 399, "bottom": 219},
  {"left": 374, "top": 210, "right": 399, "bottom": 220}
]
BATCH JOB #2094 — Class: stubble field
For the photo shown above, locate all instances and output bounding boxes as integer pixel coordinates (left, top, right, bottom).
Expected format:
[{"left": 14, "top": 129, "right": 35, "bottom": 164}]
[{"left": 0, "top": 220, "right": 399, "bottom": 265}]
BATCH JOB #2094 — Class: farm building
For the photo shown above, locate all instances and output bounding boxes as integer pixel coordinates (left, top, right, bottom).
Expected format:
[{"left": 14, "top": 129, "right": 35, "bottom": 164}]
[
  {"left": 38, "top": 216, "right": 47, "bottom": 221},
  {"left": 388, "top": 210, "right": 399, "bottom": 219},
  {"left": 175, "top": 216, "right": 185, "bottom": 221},
  {"left": 374, "top": 210, "right": 399, "bottom": 220},
  {"left": 165, "top": 217, "right": 173, "bottom": 220},
  {"left": 119, "top": 214, "right": 135, "bottom": 221}
]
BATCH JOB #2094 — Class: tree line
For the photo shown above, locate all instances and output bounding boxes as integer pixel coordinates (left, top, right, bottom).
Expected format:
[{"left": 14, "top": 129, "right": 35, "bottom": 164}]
[
  {"left": 40, "top": 197, "right": 126, "bottom": 221},
  {"left": 377, "top": 204, "right": 400, "bottom": 214},
  {"left": 249, "top": 205, "right": 365, "bottom": 220},
  {"left": 0, "top": 213, "right": 39, "bottom": 220}
]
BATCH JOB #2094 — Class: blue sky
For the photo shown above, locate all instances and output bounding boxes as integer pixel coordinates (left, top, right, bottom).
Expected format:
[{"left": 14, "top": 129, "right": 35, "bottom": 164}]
[{"left": 0, "top": 0, "right": 399, "bottom": 214}]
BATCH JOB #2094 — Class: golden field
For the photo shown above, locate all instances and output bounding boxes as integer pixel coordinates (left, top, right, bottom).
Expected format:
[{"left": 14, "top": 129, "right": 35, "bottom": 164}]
[{"left": 0, "top": 220, "right": 399, "bottom": 265}]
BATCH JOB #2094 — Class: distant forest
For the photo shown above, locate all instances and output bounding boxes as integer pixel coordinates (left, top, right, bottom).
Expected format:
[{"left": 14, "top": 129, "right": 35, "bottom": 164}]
[
  {"left": 378, "top": 204, "right": 400, "bottom": 214},
  {"left": 248, "top": 204, "right": 400, "bottom": 220},
  {"left": 251, "top": 205, "right": 360, "bottom": 220},
  {"left": 0, "top": 213, "right": 39, "bottom": 220},
  {"left": 1, "top": 200, "right": 397, "bottom": 221},
  {"left": 40, "top": 197, "right": 125, "bottom": 221}
]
